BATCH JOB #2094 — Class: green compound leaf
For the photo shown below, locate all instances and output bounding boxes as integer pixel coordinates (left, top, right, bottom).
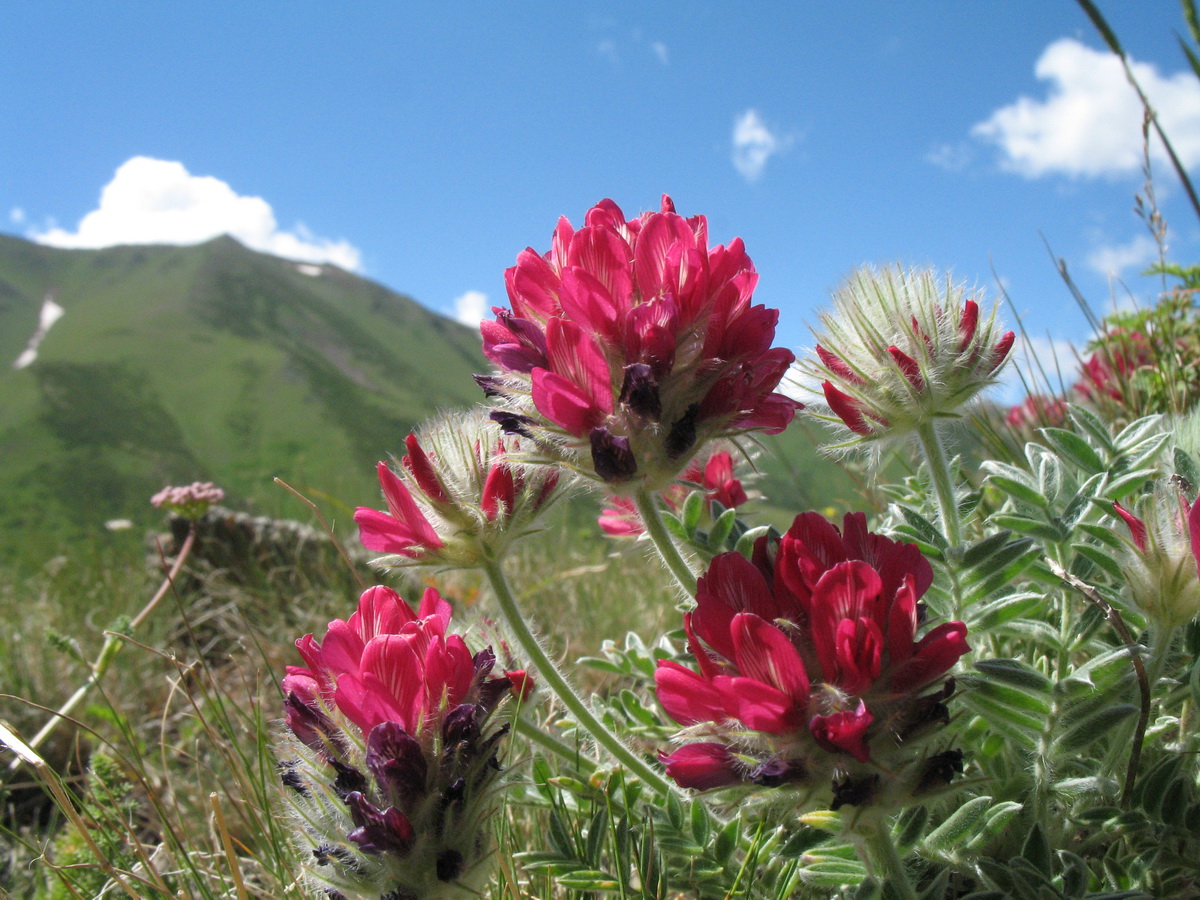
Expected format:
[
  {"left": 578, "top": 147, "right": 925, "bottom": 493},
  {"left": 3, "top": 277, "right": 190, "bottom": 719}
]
[
  {"left": 1039, "top": 426, "right": 1107, "bottom": 473},
  {"left": 974, "top": 657, "right": 1053, "bottom": 694}
]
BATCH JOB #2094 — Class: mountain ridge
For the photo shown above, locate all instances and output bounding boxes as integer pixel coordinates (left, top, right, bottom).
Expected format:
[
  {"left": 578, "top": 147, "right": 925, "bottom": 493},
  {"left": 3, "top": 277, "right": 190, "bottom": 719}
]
[{"left": 0, "top": 233, "right": 489, "bottom": 560}]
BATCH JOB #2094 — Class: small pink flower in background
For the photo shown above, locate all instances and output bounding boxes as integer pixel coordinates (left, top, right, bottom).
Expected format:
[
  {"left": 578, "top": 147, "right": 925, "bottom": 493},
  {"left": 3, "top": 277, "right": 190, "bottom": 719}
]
[
  {"left": 353, "top": 410, "right": 563, "bottom": 568},
  {"left": 655, "top": 511, "right": 967, "bottom": 808},
  {"left": 481, "top": 196, "right": 800, "bottom": 490},
  {"left": 1075, "top": 329, "right": 1153, "bottom": 405},
  {"left": 806, "top": 267, "right": 1014, "bottom": 447},
  {"left": 598, "top": 449, "right": 749, "bottom": 537},
  {"left": 150, "top": 481, "right": 225, "bottom": 519},
  {"left": 278, "top": 585, "right": 517, "bottom": 899},
  {"left": 1112, "top": 487, "right": 1200, "bottom": 628},
  {"left": 1005, "top": 394, "right": 1068, "bottom": 430}
]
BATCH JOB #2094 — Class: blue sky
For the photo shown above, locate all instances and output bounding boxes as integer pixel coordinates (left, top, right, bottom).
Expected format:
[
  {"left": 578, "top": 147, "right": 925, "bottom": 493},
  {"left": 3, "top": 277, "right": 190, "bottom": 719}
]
[{"left": 4, "top": 2, "right": 1200, "bottom": 401}]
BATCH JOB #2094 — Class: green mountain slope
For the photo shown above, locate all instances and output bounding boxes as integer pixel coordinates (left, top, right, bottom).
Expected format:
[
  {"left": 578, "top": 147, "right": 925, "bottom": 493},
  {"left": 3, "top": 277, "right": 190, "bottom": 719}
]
[{"left": 0, "top": 234, "right": 488, "bottom": 558}]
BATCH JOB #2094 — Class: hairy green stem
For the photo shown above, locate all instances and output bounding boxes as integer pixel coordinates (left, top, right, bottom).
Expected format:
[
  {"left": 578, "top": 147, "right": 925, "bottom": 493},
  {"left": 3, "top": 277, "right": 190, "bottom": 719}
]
[
  {"left": 483, "top": 556, "right": 676, "bottom": 796},
  {"left": 855, "top": 817, "right": 918, "bottom": 900},
  {"left": 633, "top": 488, "right": 698, "bottom": 597},
  {"left": 915, "top": 421, "right": 962, "bottom": 548}
]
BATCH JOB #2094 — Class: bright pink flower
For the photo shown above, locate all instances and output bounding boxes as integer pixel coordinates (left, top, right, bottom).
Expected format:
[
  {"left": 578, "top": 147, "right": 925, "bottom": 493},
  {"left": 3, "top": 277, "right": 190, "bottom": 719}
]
[
  {"left": 483, "top": 196, "right": 801, "bottom": 488},
  {"left": 655, "top": 512, "right": 967, "bottom": 802},
  {"left": 353, "top": 412, "right": 563, "bottom": 567},
  {"left": 279, "top": 586, "right": 518, "bottom": 893}
]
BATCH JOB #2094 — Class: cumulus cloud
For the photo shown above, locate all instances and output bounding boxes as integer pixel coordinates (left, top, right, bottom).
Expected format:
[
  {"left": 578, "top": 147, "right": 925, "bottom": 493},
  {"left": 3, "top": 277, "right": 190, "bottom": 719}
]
[
  {"left": 972, "top": 38, "right": 1200, "bottom": 178},
  {"left": 732, "top": 109, "right": 790, "bottom": 182},
  {"left": 451, "top": 290, "right": 489, "bottom": 327},
  {"left": 32, "top": 156, "right": 362, "bottom": 270},
  {"left": 1087, "top": 233, "right": 1161, "bottom": 277}
]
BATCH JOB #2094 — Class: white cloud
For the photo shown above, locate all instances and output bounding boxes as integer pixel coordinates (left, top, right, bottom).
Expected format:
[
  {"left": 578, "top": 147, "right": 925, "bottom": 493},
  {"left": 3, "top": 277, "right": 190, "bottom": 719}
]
[
  {"left": 451, "top": 290, "right": 489, "bottom": 327},
  {"left": 1087, "top": 232, "right": 1161, "bottom": 277},
  {"left": 732, "top": 109, "right": 789, "bottom": 182},
  {"left": 651, "top": 41, "right": 669, "bottom": 65},
  {"left": 972, "top": 38, "right": 1200, "bottom": 178},
  {"left": 10, "top": 207, "right": 25, "bottom": 225},
  {"left": 32, "top": 157, "right": 362, "bottom": 270}
]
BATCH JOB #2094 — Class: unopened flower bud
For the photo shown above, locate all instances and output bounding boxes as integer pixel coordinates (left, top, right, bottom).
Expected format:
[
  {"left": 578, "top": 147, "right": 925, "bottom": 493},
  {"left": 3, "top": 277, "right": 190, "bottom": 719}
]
[{"left": 805, "top": 266, "right": 1014, "bottom": 448}]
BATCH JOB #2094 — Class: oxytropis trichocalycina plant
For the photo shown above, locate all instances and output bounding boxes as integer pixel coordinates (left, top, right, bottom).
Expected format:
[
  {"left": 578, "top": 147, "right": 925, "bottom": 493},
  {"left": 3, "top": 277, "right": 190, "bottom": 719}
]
[{"left": 275, "top": 197, "right": 1200, "bottom": 900}]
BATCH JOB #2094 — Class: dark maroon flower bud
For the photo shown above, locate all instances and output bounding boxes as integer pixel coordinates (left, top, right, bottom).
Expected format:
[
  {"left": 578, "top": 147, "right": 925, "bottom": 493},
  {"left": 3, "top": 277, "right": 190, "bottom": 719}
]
[
  {"left": 619, "top": 363, "right": 663, "bottom": 420},
  {"left": 665, "top": 404, "right": 699, "bottom": 460},
  {"left": 915, "top": 748, "right": 964, "bottom": 794},
  {"left": 490, "top": 410, "right": 535, "bottom": 438},
  {"left": 366, "top": 722, "right": 428, "bottom": 812},
  {"left": 830, "top": 773, "right": 880, "bottom": 810},
  {"left": 344, "top": 792, "right": 414, "bottom": 855},
  {"left": 590, "top": 427, "right": 638, "bottom": 482}
]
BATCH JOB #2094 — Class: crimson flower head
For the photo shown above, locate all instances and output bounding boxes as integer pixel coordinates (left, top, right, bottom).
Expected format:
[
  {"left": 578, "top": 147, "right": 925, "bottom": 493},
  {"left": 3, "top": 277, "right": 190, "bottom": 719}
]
[
  {"left": 655, "top": 511, "right": 968, "bottom": 811},
  {"left": 598, "top": 448, "right": 749, "bottom": 538},
  {"left": 353, "top": 409, "right": 564, "bottom": 569},
  {"left": 1113, "top": 485, "right": 1200, "bottom": 628},
  {"left": 480, "top": 196, "right": 801, "bottom": 491},
  {"left": 278, "top": 585, "right": 518, "bottom": 900},
  {"left": 806, "top": 267, "right": 1014, "bottom": 449}
]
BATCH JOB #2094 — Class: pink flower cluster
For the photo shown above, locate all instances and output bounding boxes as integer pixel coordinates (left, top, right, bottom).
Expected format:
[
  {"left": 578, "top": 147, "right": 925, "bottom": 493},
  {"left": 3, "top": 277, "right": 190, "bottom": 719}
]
[
  {"left": 353, "top": 423, "right": 560, "bottom": 564},
  {"left": 149, "top": 481, "right": 225, "bottom": 518},
  {"left": 1005, "top": 393, "right": 1068, "bottom": 430},
  {"left": 599, "top": 449, "right": 748, "bottom": 537},
  {"left": 655, "top": 512, "right": 968, "bottom": 801},
  {"left": 481, "top": 196, "right": 800, "bottom": 488},
  {"left": 281, "top": 586, "right": 515, "bottom": 880},
  {"left": 1075, "top": 330, "right": 1153, "bottom": 404}
]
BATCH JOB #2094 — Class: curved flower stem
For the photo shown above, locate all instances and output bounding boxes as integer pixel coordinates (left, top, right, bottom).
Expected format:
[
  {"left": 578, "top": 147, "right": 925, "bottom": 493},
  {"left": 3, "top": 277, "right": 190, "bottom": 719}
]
[
  {"left": 854, "top": 817, "right": 918, "bottom": 900},
  {"left": 11, "top": 526, "right": 197, "bottom": 772},
  {"left": 916, "top": 421, "right": 963, "bottom": 548},
  {"left": 482, "top": 556, "right": 676, "bottom": 796},
  {"left": 633, "top": 488, "right": 698, "bottom": 597},
  {"left": 513, "top": 716, "right": 598, "bottom": 773}
]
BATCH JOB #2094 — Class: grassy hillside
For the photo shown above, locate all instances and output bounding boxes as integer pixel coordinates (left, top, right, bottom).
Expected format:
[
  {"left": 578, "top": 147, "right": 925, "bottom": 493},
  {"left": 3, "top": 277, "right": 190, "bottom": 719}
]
[{"left": 0, "top": 234, "right": 488, "bottom": 562}]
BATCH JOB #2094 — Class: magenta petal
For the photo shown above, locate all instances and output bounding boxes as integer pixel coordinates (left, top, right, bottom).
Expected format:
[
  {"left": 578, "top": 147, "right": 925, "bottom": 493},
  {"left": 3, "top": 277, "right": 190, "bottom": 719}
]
[
  {"left": 809, "top": 701, "right": 874, "bottom": 762},
  {"left": 654, "top": 660, "right": 726, "bottom": 726},
  {"left": 1189, "top": 496, "right": 1200, "bottom": 577},
  {"left": 659, "top": 743, "right": 743, "bottom": 791},
  {"left": 891, "top": 621, "right": 969, "bottom": 691},
  {"left": 730, "top": 613, "right": 810, "bottom": 704},
  {"left": 1113, "top": 501, "right": 1149, "bottom": 553},
  {"left": 531, "top": 368, "right": 605, "bottom": 437},
  {"left": 713, "top": 675, "right": 800, "bottom": 734},
  {"left": 958, "top": 300, "right": 979, "bottom": 352},
  {"left": 822, "top": 381, "right": 873, "bottom": 435},
  {"left": 354, "top": 508, "right": 428, "bottom": 557}
]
